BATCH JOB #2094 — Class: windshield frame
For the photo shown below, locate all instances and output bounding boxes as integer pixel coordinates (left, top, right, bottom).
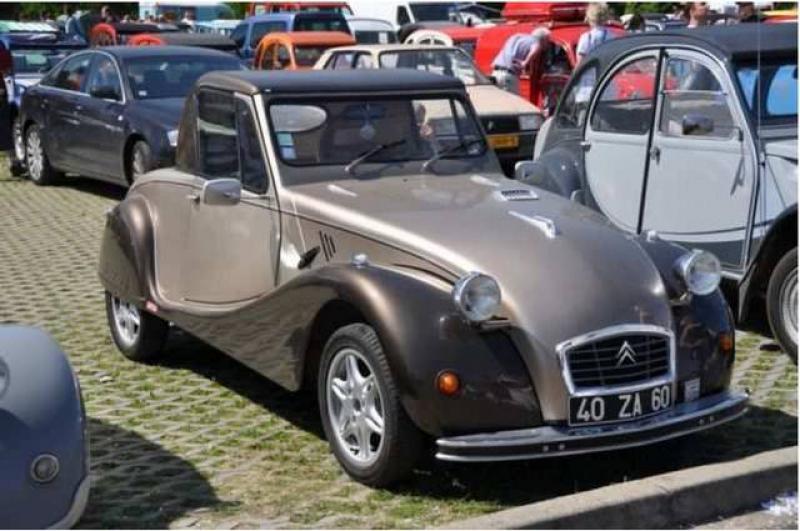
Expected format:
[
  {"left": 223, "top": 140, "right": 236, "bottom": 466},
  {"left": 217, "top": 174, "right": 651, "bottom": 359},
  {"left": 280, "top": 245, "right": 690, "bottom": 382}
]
[
  {"left": 734, "top": 57, "right": 797, "bottom": 128},
  {"left": 263, "top": 91, "right": 496, "bottom": 186},
  {"left": 377, "top": 48, "right": 490, "bottom": 86}
]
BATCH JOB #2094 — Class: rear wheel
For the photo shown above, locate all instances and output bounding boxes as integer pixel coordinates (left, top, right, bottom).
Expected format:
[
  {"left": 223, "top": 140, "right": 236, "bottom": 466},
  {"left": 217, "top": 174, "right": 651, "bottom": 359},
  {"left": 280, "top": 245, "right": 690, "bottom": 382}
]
[
  {"left": 9, "top": 117, "right": 25, "bottom": 176},
  {"left": 105, "top": 291, "right": 169, "bottom": 362},
  {"left": 767, "top": 248, "right": 797, "bottom": 362},
  {"left": 129, "top": 140, "right": 153, "bottom": 183},
  {"left": 25, "top": 124, "right": 61, "bottom": 185},
  {"left": 318, "top": 323, "right": 424, "bottom": 486}
]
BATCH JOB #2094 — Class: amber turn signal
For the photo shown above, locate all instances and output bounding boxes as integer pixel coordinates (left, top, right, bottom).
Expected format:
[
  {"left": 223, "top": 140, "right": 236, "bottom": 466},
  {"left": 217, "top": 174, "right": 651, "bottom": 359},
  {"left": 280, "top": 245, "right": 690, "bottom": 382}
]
[
  {"left": 719, "top": 333, "right": 734, "bottom": 354},
  {"left": 436, "top": 371, "right": 461, "bottom": 396}
]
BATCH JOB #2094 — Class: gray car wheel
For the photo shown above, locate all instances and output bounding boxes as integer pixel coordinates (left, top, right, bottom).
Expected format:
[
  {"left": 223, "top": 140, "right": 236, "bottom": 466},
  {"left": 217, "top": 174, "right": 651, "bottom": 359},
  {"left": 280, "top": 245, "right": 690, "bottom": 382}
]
[
  {"left": 9, "top": 118, "right": 25, "bottom": 176},
  {"left": 129, "top": 140, "right": 153, "bottom": 183},
  {"left": 25, "top": 124, "right": 61, "bottom": 185},
  {"left": 318, "top": 323, "right": 423, "bottom": 486},
  {"left": 768, "top": 248, "right": 797, "bottom": 362},
  {"left": 105, "top": 291, "right": 169, "bottom": 362}
]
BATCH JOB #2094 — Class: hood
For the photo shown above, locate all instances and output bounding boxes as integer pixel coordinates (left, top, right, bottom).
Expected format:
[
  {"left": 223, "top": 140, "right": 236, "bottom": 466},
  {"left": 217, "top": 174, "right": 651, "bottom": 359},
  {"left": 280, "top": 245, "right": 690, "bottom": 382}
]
[
  {"left": 284, "top": 173, "right": 673, "bottom": 351},
  {"left": 764, "top": 138, "right": 797, "bottom": 161},
  {"left": 467, "top": 84, "right": 542, "bottom": 116},
  {"left": 127, "top": 97, "right": 184, "bottom": 130}
]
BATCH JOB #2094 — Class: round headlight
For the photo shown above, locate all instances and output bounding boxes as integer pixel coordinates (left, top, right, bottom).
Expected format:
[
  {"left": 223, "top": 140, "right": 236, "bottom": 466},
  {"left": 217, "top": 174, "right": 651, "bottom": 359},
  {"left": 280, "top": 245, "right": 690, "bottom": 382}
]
[
  {"left": 675, "top": 250, "right": 721, "bottom": 296},
  {"left": 453, "top": 273, "right": 501, "bottom": 323}
]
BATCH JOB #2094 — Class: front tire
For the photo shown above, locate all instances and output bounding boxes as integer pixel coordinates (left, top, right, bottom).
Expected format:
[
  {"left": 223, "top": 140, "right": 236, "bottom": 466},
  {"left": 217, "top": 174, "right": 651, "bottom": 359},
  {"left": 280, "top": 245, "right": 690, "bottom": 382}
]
[
  {"left": 767, "top": 248, "right": 797, "bottom": 361},
  {"left": 9, "top": 117, "right": 25, "bottom": 176},
  {"left": 105, "top": 291, "right": 169, "bottom": 362},
  {"left": 318, "top": 323, "right": 424, "bottom": 487},
  {"left": 129, "top": 140, "right": 153, "bottom": 184},
  {"left": 25, "top": 124, "right": 61, "bottom": 185}
]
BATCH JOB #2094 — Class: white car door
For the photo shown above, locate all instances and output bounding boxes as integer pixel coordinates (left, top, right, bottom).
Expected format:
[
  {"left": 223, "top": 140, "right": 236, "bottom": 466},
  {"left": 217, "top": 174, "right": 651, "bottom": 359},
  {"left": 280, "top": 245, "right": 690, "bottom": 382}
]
[
  {"left": 641, "top": 50, "right": 755, "bottom": 270},
  {"left": 583, "top": 52, "right": 659, "bottom": 233}
]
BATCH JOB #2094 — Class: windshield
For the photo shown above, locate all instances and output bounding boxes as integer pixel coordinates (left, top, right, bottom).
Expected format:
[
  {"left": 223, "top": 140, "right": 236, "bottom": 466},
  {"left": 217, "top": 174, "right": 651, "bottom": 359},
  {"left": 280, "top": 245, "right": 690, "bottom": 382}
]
[
  {"left": 294, "top": 45, "right": 329, "bottom": 67},
  {"left": 268, "top": 95, "right": 486, "bottom": 183},
  {"left": 12, "top": 49, "right": 72, "bottom": 74},
  {"left": 293, "top": 15, "right": 349, "bottom": 33},
  {"left": 379, "top": 49, "right": 488, "bottom": 86},
  {"left": 736, "top": 59, "right": 797, "bottom": 126},
  {"left": 354, "top": 30, "right": 396, "bottom": 45},
  {"left": 410, "top": 3, "right": 457, "bottom": 22},
  {"left": 125, "top": 55, "right": 240, "bottom": 99}
]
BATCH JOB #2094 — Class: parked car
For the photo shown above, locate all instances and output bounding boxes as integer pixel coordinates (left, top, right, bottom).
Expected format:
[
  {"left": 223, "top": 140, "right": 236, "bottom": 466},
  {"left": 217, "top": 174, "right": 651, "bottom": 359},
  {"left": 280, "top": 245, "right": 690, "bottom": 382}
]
[
  {"left": 403, "top": 25, "right": 487, "bottom": 57},
  {"left": 88, "top": 20, "right": 183, "bottom": 46},
  {"left": 519, "top": 24, "right": 798, "bottom": 358},
  {"left": 475, "top": 22, "right": 625, "bottom": 115},
  {"left": 230, "top": 12, "right": 350, "bottom": 61},
  {"left": 0, "top": 24, "right": 86, "bottom": 174},
  {"left": 345, "top": 16, "right": 397, "bottom": 44},
  {"left": 350, "top": 1, "right": 497, "bottom": 29},
  {"left": 317, "top": 44, "right": 543, "bottom": 174},
  {"left": 18, "top": 46, "right": 243, "bottom": 187},
  {"left": 127, "top": 31, "right": 238, "bottom": 53},
  {"left": 249, "top": 2, "right": 353, "bottom": 17},
  {"left": 139, "top": 1, "right": 235, "bottom": 22},
  {"left": 254, "top": 31, "right": 354, "bottom": 70},
  {"left": 195, "top": 19, "right": 242, "bottom": 37},
  {"left": 0, "top": 325, "right": 89, "bottom": 528},
  {"left": 99, "top": 68, "right": 747, "bottom": 486}
]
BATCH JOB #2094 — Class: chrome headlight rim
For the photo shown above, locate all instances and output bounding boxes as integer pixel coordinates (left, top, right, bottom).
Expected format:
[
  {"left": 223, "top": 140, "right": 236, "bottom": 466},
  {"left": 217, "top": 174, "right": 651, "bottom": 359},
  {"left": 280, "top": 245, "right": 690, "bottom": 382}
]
[
  {"left": 675, "top": 249, "right": 721, "bottom": 296},
  {"left": 452, "top": 272, "right": 502, "bottom": 323}
]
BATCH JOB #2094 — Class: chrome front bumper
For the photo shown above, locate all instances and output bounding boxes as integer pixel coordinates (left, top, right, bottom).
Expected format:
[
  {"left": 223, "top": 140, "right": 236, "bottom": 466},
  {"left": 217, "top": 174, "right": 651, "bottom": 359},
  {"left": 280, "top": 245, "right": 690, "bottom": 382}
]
[{"left": 436, "top": 390, "right": 748, "bottom": 462}]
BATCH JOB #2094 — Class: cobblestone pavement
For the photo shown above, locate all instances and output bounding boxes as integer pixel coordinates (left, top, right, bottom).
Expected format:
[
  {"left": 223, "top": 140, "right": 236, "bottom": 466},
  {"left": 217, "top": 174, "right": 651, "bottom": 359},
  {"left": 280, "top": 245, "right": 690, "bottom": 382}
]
[{"left": 0, "top": 168, "right": 796, "bottom": 529}]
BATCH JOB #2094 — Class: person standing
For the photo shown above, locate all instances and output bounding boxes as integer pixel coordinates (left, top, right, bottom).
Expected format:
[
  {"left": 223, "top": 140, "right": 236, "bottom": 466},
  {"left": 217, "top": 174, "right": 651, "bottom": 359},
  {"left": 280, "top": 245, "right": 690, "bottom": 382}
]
[
  {"left": 576, "top": 3, "right": 615, "bottom": 65},
  {"left": 490, "top": 27, "right": 550, "bottom": 95},
  {"left": 687, "top": 2, "right": 710, "bottom": 28},
  {"left": 737, "top": 2, "right": 765, "bottom": 23}
]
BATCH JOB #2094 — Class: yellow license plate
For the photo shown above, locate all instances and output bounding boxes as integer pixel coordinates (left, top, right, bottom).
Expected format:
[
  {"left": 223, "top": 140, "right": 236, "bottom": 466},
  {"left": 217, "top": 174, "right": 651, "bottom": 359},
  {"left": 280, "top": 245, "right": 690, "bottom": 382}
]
[{"left": 488, "top": 134, "right": 519, "bottom": 150}]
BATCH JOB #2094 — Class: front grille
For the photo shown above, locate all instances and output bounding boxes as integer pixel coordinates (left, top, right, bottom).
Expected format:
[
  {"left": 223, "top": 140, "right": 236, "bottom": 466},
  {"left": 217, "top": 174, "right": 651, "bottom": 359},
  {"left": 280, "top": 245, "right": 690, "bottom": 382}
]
[{"left": 564, "top": 333, "right": 671, "bottom": 390}]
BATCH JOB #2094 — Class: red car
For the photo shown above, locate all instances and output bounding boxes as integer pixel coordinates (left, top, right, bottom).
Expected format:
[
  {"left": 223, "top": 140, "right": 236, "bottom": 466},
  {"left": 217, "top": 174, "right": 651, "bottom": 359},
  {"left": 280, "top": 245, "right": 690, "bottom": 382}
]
[{"left": 474, "top": 22, "right": 624, "bottom": 114}]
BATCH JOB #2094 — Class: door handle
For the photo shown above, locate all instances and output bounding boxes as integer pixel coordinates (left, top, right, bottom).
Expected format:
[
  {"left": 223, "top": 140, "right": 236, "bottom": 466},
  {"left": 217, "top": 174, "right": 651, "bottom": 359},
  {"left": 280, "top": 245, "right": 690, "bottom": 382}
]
[
  {"left": 580, "top": 140, "right": 591, "bottom": 152},
  {"left": 649, "top": 146, "right": 661, "bottom": 163}
]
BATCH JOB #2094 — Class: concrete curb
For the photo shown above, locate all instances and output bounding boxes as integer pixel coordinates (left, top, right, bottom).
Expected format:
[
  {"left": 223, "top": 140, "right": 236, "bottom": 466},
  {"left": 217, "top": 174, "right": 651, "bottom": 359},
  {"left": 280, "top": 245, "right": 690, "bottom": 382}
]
[{"left": 442, "top": 446, "right": 798, "bottom": 529}]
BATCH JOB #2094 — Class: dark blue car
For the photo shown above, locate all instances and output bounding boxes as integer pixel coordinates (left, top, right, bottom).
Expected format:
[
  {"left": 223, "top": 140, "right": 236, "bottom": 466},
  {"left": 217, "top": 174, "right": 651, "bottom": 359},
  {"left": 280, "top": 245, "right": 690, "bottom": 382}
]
[
  {"left": 18, "top": 45, "right": 242, "bottom": 187},
  {"left": 230, "top": 12, "right": 350, "bottom": 61}
]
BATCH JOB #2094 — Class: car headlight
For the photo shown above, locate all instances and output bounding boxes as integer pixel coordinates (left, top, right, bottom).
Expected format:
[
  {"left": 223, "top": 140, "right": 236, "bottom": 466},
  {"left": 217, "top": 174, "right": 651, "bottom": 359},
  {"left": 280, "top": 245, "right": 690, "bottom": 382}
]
[
  {"left": 519, "top": 114, "right": 543, "bottom": 131},
  {"left": 452, "top": 272, "right": 501, "bottom": 323},
  {"left": 675, "top": 250, "right": 721, "bottom": 296},
  {"left": 167, "top": 129, "right": 179, "bottom": 147},
  {"left": 0, "top": 357, "right": 8, "bottom": 399}
]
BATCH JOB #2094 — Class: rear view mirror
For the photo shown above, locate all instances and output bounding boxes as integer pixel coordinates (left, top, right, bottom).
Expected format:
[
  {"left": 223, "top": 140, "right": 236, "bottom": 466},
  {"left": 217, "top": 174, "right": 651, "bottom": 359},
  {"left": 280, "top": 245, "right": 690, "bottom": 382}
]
[
  {"left": 682, "top": 114, "right": 715, "bottom": 136},
  {"left": 90, "top": 85, "right": 121, "bottom": 101},
  {"left": 202, "top": 178, "right": 241, "bottom": 206}
]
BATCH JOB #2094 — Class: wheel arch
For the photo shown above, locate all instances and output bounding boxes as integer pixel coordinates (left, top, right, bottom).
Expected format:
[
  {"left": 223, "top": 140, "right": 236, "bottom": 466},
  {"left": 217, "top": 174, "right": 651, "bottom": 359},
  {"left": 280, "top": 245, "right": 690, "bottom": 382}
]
[{"left": 739, "top": 205, "right": 798, "bottom": 322}]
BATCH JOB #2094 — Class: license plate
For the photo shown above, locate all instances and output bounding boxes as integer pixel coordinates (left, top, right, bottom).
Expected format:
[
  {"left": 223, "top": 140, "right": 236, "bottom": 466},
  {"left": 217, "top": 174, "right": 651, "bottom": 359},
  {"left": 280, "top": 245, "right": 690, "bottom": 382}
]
[
  {"left": 568, "top": 384, "right": 673, "bottom": 426},
  {"left": 488, "top": 134, "right": 519, "bottom": 150}
]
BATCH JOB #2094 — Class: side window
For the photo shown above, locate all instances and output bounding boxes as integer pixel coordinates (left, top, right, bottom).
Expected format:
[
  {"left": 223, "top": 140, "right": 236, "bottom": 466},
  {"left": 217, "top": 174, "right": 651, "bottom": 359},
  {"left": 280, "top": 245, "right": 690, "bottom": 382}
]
[
  {"left": 198, "top": 90, "right": 238, "bottom": 178},
  {"left": 556, "top": 65, "right": 598, "bottom": 129},
  {"left": 276, "top": 45, "right": 291, "bottom": 69},
  {"left": 354, "top": 53, "right": 373, "bottom": 69},
  {"left": 590, "top": 56, "right": 657, "bottom": 135},
  {"left": 236, "top": 99, "right": 269, "bottom": 194},
  {"left": 250, "top": 21, "right": 285, "bottom": 48},
  {"left": 397, "top": 6, "right": 411, "bottom": 26},
  {"left": 766, "top": 65, "right": 798, "bottom": 117},
  {"left": 660, "top": 57, "right": 736, "bottom": 139},
  {"left": 52, "top": 54, "right": 92, "bottom": 92},
  {"left": 86, "top": 55, "right": 122, "bottom": 100},
  {"left": 329, "top": 52, "right": 354, "bottom": 69},
  {"left": 231, "top": 24, "right": 247, "bottom": 48},
  {"left": 260, "top": 44, "right": 276, "bottom": 70}
]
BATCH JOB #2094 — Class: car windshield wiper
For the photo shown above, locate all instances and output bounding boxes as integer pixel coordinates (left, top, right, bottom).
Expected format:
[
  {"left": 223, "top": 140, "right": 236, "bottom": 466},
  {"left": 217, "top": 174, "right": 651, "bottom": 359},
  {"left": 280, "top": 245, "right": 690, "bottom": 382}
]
[
  {"left": 344, "top": 139, "right": 407, "bottom": 175},
  {"left": 421, "top": 138, "right": 486, "bottom": 174}
]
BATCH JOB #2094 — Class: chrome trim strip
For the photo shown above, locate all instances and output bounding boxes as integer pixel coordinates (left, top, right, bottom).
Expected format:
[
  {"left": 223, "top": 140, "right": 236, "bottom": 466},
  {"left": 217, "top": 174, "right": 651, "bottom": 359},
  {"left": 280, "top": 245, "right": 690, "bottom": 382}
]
[
  {"left": 48, "top": 475, "right": 90, "bottom": 529},
  {"left": 556, "top": 324, "right": 676, "bottom": 398},
  {"left": 435, "top": 391, "right": 747, "bottom": 462}
]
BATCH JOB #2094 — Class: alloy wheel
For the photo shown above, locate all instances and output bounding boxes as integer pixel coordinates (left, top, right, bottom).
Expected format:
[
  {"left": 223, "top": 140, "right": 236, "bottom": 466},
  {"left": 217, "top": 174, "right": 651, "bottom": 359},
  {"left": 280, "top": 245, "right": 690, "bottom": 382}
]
[
  {"left": 111, "top": 296, "right": 141, "bottom": 348},
  {"left": 326, "top": 347, "right": 386, "bottom": 467},
  {"left": 26, "top": 129, "right": 43, "bottom": 181},
  {"left": 13, "top": 119, "right": 24, "bottom": 161},
  {"left": 132, "top": 147, "right": 147, "bottom": 181},
  {"left": 780, "top": 267, "right": 798, "bottom": 346}
]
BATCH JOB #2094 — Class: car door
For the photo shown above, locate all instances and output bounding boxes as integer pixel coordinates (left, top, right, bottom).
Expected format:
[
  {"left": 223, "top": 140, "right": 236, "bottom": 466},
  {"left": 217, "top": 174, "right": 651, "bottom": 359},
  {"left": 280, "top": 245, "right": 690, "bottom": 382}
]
[
  {"left": 583, "top": 52, "right": 659, "bottom": 233},
  {"left": 640, "top": 51, "right": 755, "bottom": 269},
  {"left": 43, "top": 53, "right": 93, "bottom": 170},
  {"left": 181, "top": 89, "right": 278, "bottom": 306},
  {"left": 80, "top": 53, "right": 126, "bottom": 180}
]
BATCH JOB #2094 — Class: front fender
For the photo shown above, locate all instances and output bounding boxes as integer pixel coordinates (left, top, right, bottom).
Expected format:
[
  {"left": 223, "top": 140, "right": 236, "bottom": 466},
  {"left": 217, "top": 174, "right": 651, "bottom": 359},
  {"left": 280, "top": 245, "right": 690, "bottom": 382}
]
[
  {"left": 518, "top": 146, "right": 582, "bottom": 198},
  {"left": 164, "top": 264, "right": 543, "bottom": 437}
]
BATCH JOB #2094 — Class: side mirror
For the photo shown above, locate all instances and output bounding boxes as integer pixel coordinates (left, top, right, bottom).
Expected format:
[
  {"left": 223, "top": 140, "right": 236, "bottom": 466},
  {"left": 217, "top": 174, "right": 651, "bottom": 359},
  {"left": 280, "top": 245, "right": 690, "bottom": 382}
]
[
  {"left": 90, "top": 85, "right": 121, "bottom": 101},
  {"left": 202, "top": 178, "right": 241, "bottom": 206},
  {"left": 514, "top": 160, "right": 536, "bottom": 181},
  {"left": 681, "top": 114, "right": 715, "bottom": 136},
  {"left": 488, "top": 75, "right": 497, "bottom": 85}
]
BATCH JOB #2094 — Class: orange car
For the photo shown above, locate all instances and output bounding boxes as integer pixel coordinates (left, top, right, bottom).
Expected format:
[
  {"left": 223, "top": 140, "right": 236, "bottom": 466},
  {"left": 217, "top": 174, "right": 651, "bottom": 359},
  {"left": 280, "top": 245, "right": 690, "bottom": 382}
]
[{"left": 253, "top": 31, "right": 354, "bottom": 70}]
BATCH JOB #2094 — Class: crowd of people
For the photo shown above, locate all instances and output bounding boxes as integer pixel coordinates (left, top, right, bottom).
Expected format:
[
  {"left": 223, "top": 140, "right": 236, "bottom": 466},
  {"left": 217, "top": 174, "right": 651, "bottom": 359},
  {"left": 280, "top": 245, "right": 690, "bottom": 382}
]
[
  {"left": 490, "top": 1, "right": 774, "bottom": 95},
  {"left": 20, "top": 4, "right": 199, "bottom": 36}
]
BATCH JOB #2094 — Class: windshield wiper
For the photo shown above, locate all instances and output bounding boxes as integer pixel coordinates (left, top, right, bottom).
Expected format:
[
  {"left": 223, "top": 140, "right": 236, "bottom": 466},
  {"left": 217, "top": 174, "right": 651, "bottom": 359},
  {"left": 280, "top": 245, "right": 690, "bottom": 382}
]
[
  {"left": 345, "top": 139, "right": 407, "bottom": 175},
  {"left": 421, "top": 138, "right": 486, "bottom": 174}
]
